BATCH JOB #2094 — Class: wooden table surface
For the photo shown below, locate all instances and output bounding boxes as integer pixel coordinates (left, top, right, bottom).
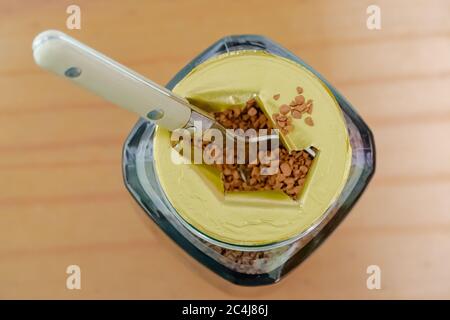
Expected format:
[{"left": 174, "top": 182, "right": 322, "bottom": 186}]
[{"left": 1, "top": 0, "right": 449, "bottom": 299}]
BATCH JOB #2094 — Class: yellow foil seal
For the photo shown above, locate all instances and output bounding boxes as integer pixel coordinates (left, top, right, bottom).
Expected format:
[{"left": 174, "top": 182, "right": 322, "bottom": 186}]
[{"left": 153, "top": 51, "right": 352, "bottom": 246}]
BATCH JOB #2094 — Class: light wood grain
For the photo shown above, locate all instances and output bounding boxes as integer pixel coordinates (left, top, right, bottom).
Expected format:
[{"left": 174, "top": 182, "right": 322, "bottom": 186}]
[{"left": 0, "top": 0, "right": 449, "bottom": 299}]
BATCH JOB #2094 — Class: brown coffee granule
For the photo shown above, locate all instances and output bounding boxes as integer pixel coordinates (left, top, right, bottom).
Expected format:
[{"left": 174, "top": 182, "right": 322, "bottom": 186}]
[
  {"left": 280, "top": 162, "right": 292, "bottom": 176},
  {"left": 247, "top": 107, "right": 258, "bottom": 117},
  {"left": 279, "top": 104, "right": 290, "bottom": 115},
  {"left": 273, "top": 94, "right": 280, "bottom": 100},
  {"left": 291, "top": 110, "right": 302, "bottom": 119},
  {"left": 294, "top": 95, "right": 305, "bottom": 105},
  {"left": 304, "top": 116, "right": 314, "bottom": 126}
]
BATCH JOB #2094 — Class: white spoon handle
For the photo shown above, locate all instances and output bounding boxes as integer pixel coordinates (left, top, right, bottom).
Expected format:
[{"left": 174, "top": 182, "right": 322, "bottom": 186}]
[{"left": 32, "top": 30, "right": 191, "bottom": 130}]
